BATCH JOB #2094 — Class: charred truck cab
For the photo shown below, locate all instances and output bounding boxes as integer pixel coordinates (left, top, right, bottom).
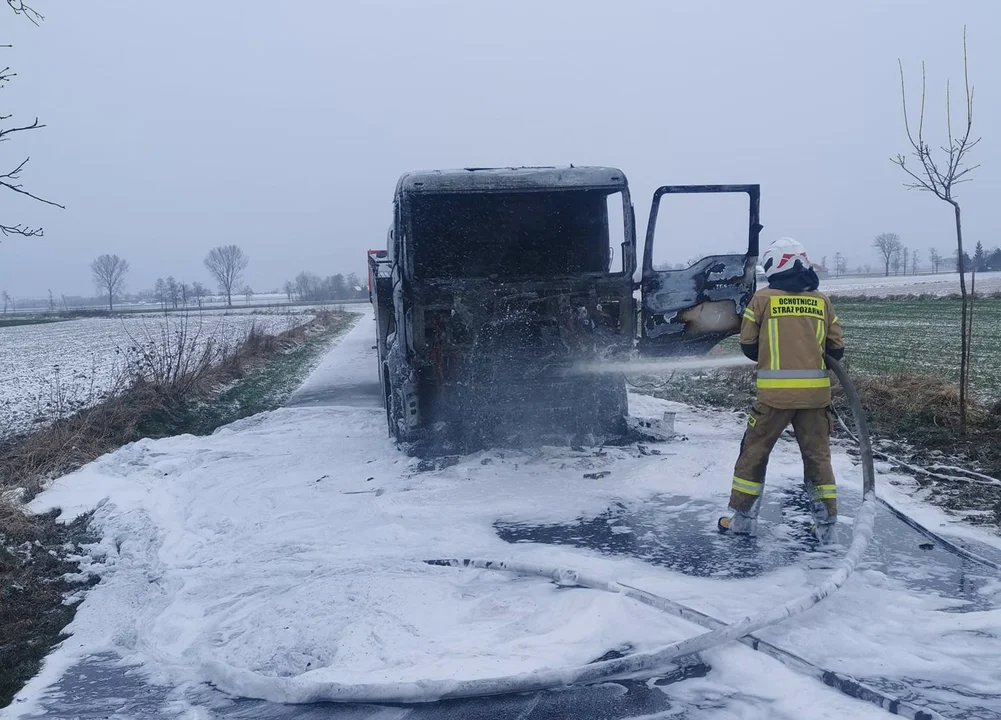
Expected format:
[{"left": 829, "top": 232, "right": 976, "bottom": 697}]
[{"left": 369, "top": 167, "right": 760, "bottom": 454}]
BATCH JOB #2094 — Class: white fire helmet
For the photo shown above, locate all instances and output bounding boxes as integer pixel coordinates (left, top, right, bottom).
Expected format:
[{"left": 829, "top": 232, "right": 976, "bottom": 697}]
[{"left": 761, "top": 237, "right": 811, "bottom": 278}]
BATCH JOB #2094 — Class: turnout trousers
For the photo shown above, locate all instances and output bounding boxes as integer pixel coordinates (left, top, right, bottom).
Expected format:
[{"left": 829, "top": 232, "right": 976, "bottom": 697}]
[{"left": 729, "top": 403, "right": 838, "bottom": 525}]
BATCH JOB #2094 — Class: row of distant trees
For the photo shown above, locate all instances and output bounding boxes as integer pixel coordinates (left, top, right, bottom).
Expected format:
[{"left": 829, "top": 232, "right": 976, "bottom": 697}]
[
  {"left": 869, "top": 234, "right": 1000, "bottom": 277},
  {"left": 656, "top": 238, "right": 1000, "bottom": 278},
  {"left": 87, "top": 245, "right": 250, "bottom": 311},
  {"left": 282, "top": 271, "right": 368, "bottom": 303},
  {"left": 6, "top": 245, "right": 370, "bottom": 313},
  {"left": 144, "top": 278, "right": 212, "bottom": 310}
]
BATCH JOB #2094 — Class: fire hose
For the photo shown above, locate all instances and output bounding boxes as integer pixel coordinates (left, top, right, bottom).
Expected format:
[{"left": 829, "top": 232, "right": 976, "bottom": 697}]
[{"left": 206, "top": 357, "right": 946, "bottom": 719}]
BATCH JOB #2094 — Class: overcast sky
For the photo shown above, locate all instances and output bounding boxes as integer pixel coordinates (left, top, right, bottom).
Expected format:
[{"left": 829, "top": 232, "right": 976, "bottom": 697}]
[{"left": 1, "top": 0, "right": 998, "bottom": 298}]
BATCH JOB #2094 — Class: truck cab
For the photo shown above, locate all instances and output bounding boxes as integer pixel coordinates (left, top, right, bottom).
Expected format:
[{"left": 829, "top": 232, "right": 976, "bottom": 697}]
[{"left": 369, "top": 167, "right": 760, "bottom": 454}]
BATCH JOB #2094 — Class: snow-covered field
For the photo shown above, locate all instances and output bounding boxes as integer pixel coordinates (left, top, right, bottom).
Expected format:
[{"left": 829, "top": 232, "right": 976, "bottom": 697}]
[
  {"left": 0, "top": 311, "right": 313, "bottom": 438},
  {"left": 823, "top": 271, "right": 1001, "bottom": 297},
  {"left": 9, "top": 311, "right": 1001, "bottom": 719}
]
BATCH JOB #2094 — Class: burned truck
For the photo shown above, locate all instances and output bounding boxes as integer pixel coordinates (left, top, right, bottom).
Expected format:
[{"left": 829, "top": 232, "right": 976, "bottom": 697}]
[{"left": 369, "top": 167, "right": 760, "bottom": 453}]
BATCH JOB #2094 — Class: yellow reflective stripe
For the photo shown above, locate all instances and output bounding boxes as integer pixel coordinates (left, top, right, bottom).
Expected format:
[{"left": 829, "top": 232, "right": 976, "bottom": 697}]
[
  {"left": 757, "top": 370, "right": 829, "bottom": 379},
  {"left": 832, "top": 316, "right": 840, "bottom": 325},
  {"left": 768, "top": 318, "right": 780, "bottom": 370},
  {"left": 732, "top": 476, "right": 763, "bottom": 496},
  {"left": 756, "top": 377, "right": 832, "bottom": 389},
  {"left": 742, "top": 307, "right": 757, "bottom": 323},
  {"left": 812, "top": 484, "right": 837, "bottom": 500},
  {"left": 816, "top": 320, "right": 827, "bottom": 369}
]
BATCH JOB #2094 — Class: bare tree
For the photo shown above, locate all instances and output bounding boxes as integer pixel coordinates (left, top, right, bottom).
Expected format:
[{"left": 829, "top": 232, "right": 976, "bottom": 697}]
[
  {"left": 1, "top": 1, "right": 63, "bottom": 239},
  {"left": 892, "top": 27, "right": 980, "bottom": 432},
  {"left": 90, "top": 254, "right": 129, "bottom": 311},
  {"left": 295, "top": 271, "right": 317, "bottom": 302},
  {"left": 1, "top": 289, "right": 9, "bottom": 313},
  {"left": 929, "top": 247, "right": 942, "bottom": 273},
  {"left": 954, "top": 248, "right": 971, "bottom": 273},
  {"left": 154, "top": 277, "right": 167, "bottom": 311},
  {"left": 911, "top": 249, "right": 921, "bottom": 275},
  {"left": 165, "top": 276, "right": 180, "bottom": 309},
  {"left": 283, "top": 280, "right": 295, "bottom": 303},
  {"left": 6, "top": 1, "right": 44, "bottom": 24},
  {"left": 204, "top": 244, "right": 248, "bottom": 307},
  {"left": 46, "top": 287, "right": 53, "bottom": 311},
  {"left": 242, "top": 285, "right": 254, "bottom": 304},
  {"left": 873, "top": 232, "right": 902, "bottom": 276},
  {"left": 190, "top": 281, "right": 208, "bottom": 309},
  {"left": 902, "top": 247, "right": 910, "bottom": 275},
  {"left": 832, "top": 251, "right": 844, "bottom": 278}
]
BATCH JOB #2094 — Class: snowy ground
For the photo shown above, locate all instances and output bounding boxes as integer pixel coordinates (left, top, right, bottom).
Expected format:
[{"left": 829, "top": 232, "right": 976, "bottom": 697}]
[
  {"left": 0, "top": 311, "right": 313, "bottom": 438},
  {"left": 5, "top": 309, "right": 1001, "bottom": 719},
  {"left": 823, "top": 271, "right": 1001, "bottom": 297}
]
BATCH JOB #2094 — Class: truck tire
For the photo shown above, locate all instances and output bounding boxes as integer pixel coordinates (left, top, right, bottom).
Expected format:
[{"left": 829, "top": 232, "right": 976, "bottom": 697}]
[
  {"left": 382, "top": 364, "right": 394, "bottom": 436},
  {"left": 390, "top": 385, "right": 419, "bottom": 445}
]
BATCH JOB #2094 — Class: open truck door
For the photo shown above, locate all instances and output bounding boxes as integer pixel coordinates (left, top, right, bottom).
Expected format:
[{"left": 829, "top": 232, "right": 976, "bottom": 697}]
[{"left": 638, "top": 184, "right": 761, "bottom": 356}]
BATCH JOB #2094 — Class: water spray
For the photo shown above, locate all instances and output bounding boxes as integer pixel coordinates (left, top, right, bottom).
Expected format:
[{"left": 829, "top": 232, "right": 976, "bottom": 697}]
[{"left": 570, "top": 355, "right": 756, "bottom": 377}]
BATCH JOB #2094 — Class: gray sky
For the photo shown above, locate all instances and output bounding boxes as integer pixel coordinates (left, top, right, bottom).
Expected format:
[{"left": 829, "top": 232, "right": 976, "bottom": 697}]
[{"left": 1, "top": 0, "right": 998, "bottom": 298}]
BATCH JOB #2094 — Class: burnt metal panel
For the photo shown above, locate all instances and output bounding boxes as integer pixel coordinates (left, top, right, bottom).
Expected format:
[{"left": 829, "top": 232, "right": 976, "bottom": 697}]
[
  {"left": 385, "top": 275, "right": 634, "bottom": 454},
  {"left": 639, "top": 254, "right": 758, "bottom": 356},
  {"left": 397, "top": 166, "right": 629, "bottom": 195},
  {"left": 638, "top": 185, "right": 762, "bottom": 357}
]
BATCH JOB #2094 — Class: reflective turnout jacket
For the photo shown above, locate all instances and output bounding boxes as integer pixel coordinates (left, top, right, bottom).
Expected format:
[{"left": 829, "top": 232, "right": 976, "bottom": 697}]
[{"left": 740, "top": 288, "right": 844, "bottom": 409}]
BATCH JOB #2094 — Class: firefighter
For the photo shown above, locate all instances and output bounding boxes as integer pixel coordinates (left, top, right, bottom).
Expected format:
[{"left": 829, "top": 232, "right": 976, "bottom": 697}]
[{"left": 718, "top": 237, "right": 845, "bottom": 544}]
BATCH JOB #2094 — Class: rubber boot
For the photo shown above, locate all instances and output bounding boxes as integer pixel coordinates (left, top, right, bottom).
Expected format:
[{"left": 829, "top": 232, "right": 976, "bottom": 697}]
[
  {"left": 718, "top": 495, "right": 760, "bottom": 536},
  {"left": 812, "top": 521, "right": 838, "bottom": 545},
  {"left": 809, "top": 498, "right": 837, "bottom": 545}
]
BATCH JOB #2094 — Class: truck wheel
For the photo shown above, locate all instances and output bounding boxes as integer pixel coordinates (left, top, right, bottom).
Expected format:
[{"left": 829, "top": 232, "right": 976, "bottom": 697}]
[
  {"left": 382, "top": 365, "right": 394, "bottom": 436},
  {"left": 389, "top": 383, "right": 417, "bottom": 445}
]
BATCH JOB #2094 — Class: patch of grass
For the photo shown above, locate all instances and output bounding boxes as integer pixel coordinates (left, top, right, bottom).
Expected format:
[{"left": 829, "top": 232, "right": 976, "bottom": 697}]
[
  {"left": 835, "top": 298, "right": 1001, "bottom": 399},
  {"left": 176, "top": 311, "right": 356, "bottom": 435},
  {"left": 831, "top": 372, "right": 1001, "bottom": 528},
  {"left": 836, "top": 373, "right": 1001, "bottom": 480},
  {"left": 0, "top": 316, "right": 71, "bottom": 329},
  {"left": 633, "top": 365, "right": 755, "bottom": 410},
  {"left": 0, "top": 384, "right": 157, "bottom": 500},
  {"left": 0, "top": 502, "right": 96, "bottom": 708}
]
